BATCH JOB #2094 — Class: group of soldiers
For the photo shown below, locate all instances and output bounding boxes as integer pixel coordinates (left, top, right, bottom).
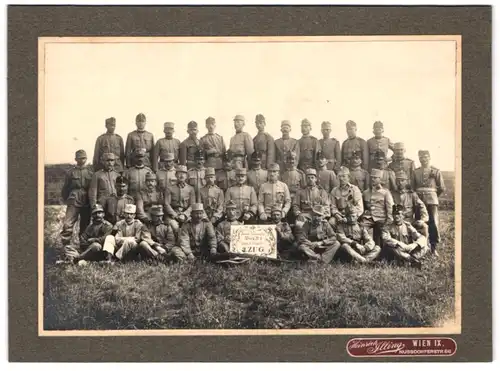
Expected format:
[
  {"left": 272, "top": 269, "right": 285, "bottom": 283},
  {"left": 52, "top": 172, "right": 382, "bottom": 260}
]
[{"left": 58, "top": 113, "right": 446, "bottom": 268}]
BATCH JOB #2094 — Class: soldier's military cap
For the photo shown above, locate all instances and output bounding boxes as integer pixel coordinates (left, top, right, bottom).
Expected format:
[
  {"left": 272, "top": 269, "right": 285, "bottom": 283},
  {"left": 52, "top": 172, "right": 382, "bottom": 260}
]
[
  {"left": 176, "top": 165, "right": 188, "bottom": 173},
  {"left": 271, "top": 205, "right": 282, "bottom": 214},
  {"left": 195, "top": 149, "right": 205, "bottom": 160},
  {"left": 145, "top": 172, "right": 156, "bottom": 180},
  {"left": 268, "top": 163, "right": 280, "bottom": 172},
  {"left": 305, "top": 168, "right": 317, "bottom": 176},
  {"left": 233, "top": 114, "right": 245, "bottom": 121},
  {"left": 136, "top": 113, "right": 146, "bottom": 123},
  {"left": 344, "top": 206, "right": 356, "bottom": 216},
  {"left": 116, "top": 173, "right": 128, "bottom": 185},
  {"left": 105, "top": 117, "right": 116, "bottom": 125},
  {"left": 135, "top": 148, "right": 147, "bottom": 157},
  {"left": 418, "top": 150, "right": 430, "bottom": 157},
  {"left": 102, "top": 152, "right": 115, "bottom": 160},
  {"left": 337, "top": 166, "right": 350, "bottom": 176},
  {"left": 255, "top": 114, "right": 265, "bottom": 123},
  {"left": 124, "top": 204, "right": 137, "bottom": 214},
  {"left": 301, "top": 118, "right": 311, "bottom": 126},
  {"left": 150, "top": 205, "right": 164, "bottom": 216},
  {"left": 206, "top": 116, "right": 215, "bottom": 124},
  {"left": 393, "top": 142, "right": 405, "bottom": 150},
  {"left": 321, "top": 121, "right": 332, "bottom": 129},
  {"left": 286, "top": 151, "right": 297, "bottom": 162},
  {"left": 373, "top": 121, "right": 384, "bottom": 129},
  {"left": 395, "top": 170, "right": 408, "bottom": 180},
  {"left": 192, "top": 203, "right": 204, "bottom": 212},
  {"left": 235, "top": 168, "right": 247, "bottom": 175},
  {"left": 205, "top": 167, "right": 216, "bottom": 176},
  {"left": 392, "top": 204, "right": 405, "bottom": 215},
  {"left": 370, "top": 168, "right": 383, "bottom": 178},
  {"left": 312, "top": 205, "right": 325, "bottom": 217},
  {"left": 316, "top": 151, "right": 326, "bottom": 160},
  {"left": 374, "top": 149, "right": 386, "bottom": 159},
  {"left": 92, "top": 204, "right": 105, "bottom": 214},
  {"left": 250, "top": 151, "right": 262, "bottom": 161},
  {"left": 223, "top": 150, "right": 233, "bottom": 162},
  {"left": 281, "top": 120, "right": 291, "bottom": 127},
  {"left": 346, "top": 120, "right": 357, "bottom": 128},
  {"left": 188, "top": 121, "right": 198, "bottom": 129},
  {"left": 164, "top": 122, "right": 175, "bottom": 129},
  {"left": 160, "top": 153, "right": 175, "bottom": 161},
  {"left": 75, "top": 149, "right": 87, "bottom": 159},
  {"left": 225, "top": 200, "right": 237, "bottom": 209},
  {"left": 351, "top": 150, "right": 362, "bottom": 159}
]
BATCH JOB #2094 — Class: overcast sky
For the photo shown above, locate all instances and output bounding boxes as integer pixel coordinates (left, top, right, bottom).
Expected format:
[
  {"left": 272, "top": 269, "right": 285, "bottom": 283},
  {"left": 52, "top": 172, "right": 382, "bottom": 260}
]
[{"left": 43, "top": 38, "right": 458, "bottom": 171}]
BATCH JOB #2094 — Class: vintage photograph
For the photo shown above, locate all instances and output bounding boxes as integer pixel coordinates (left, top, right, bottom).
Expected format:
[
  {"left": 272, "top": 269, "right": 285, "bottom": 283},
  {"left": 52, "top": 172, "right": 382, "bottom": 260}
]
[{"left": 39, "top": 36, "right": 461, "bottom": 334}]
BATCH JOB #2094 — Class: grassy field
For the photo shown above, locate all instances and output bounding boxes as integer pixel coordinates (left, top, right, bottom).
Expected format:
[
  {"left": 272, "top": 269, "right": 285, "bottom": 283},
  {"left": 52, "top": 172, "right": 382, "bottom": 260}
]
[{"left": 43, "top": 203, "right": 456, "bottom": 330}]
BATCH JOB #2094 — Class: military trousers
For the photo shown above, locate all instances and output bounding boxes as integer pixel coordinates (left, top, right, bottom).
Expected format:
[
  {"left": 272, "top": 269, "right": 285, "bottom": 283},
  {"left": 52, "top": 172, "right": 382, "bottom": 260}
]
[
  {"left": 359, "top": 217, "right": 385, "bottom": 248},
  {"left": 60, "top": 205, "right": 91, "bottom": 245},
  {"left": 425, "top": 204, "right": 440, "bottom": 246},
  {"left": 339, "top": 243, "right": 381, "bottom": 263},
  {"left": 298, "top": 240, "right": 341, "bottom": 264},
  {"left": 103, "top": 236, "right": 158, "bottom": 261},
  {"left": 384, "top": 241, "right": 429, "bottom": 262}
]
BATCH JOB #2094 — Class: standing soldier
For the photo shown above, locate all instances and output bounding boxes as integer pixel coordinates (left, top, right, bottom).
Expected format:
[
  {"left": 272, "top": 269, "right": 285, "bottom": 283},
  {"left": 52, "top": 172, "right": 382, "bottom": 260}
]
[
  {"left": 179, "top": 121, "right": 201, "bottom": 170},
  {"left": 152, "top": 122, "right": 181, "bottom": 172},
  {"left": 101, "top": 174, "right": 135, "bottom": 225},
  {"left": 215, "top": 200, "right": 242, "bottom": 253},
  {"left": 163, "top": 165, "right": 196, "bottom": 235},
  {"left": 341, "top": 120, "right": 369, "bottom": 170},
  {"left": 247, "top": 151, "right": 268, "bottom": 194},
  {"left": 316, "top": 151, "right": 338, "bottom": 193},
  {"left": 124, "top": 148, "right": 154, "bottom": 200},
  {"left": 257, "top": 163, "right": 291, "bottom": 223},
  {"left": 292, "top": 168, "right": 331, "bottom": 223},
  {"left": 319, "top": 121, "right": 341, "bottom": 172},
  {"left": 216, "top": 151, "right": 237, "bottom": 192},
  {"left": 253, "top": 114, "right": 275, "bottom": 169},
  {"left": 348, "top": 150, "right": 370, "bottom": 192},
  {"left": 281, "top": 151, "right": 306, "bottom": 219},
  {"left": 367, "top": 121, "right": 394, "bottom": 171},
  {"left": 136, "top": 172, "right": 165, "bottom": 226},
  {"left": 187, "top": 149, "right": 207, "bottom": 202},
  {"left": 93, "top": 117, "right": 125, "bottom": 172},
  {"left": 412, "top": 150, "right": 446, "bottom": 256},
  {"left": 125, "top": 113, "right": 154, "bottom": 168},
  {"left": 229, "top": 114, "right": 254, "bottom": 169},
  {"left": 156, "top": 153, "right": 177, "bottom": 193},
  {"left": 200, "top": 116, "right": 226, "bottom": 181},
  {"left": 388, "top": 142, "right": 416, "bottom": 184},
  {"left": 89, "top": 153, "right": 119, "bottom": 208},
  {"left": 372, "top": 149, "right": 397, "bottom": 192},
  {"left": 60, "top": 149, "right": 93, "bottom": 246},
  {"left": 360, "top": 168, "right": 395, "bottom": 247},
  {"left": 275, "top": 120, "right": 300, "bottom": 175},
  {"left": 298, "top": 118, "right": 320, "bottom": 172},
  {"left": 225, "top": 168, "right": 258, "bottom": 224},
  {"left": 200, "top": 167, "right": 225, "bottom": 225}
]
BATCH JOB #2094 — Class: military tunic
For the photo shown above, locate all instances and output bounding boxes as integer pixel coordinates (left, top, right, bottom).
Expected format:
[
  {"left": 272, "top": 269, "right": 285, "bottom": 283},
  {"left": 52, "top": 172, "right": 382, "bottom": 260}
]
[
  {"left": 200, "top": 133, "right": 226, "bottom": 171},
  {"left": 200, "top": 184, "right": 225, "bottom": 222},
  {"left": 164, "top": 183, "right": 196, "bottom": 220},
  {"left": 152, "top": 138, "right": 181, "bottom": 172},
  {"left": 253, "top": 132, "right": 275, "bottom": 169},
  {"left": 341, "top": 137, "right": 369, "bottom": 170},
  {"left": 298, "top": 135, "right": 320, "bottom": 172},
  {"left": 147, "top": 223, "right": 177, "bottom": 250},
  {"left": 319, "top": 138, "right": 341, "bottom": 171},
  {"left": 336, "top": 222, "right": 380, "bottom": 262},
  {"left": 229, "top": 132, "right": 254, "bottom": 168},
  {"left": 317, "top": 168, "right": 338, "bottom": 193},
  {"left": 102, "top": 194, "right": 136, "bottom": 225},
  {"left": 257, "top": 181, "right": 292, "bottom": 218},
  {"left": 330, "top": 184, "right": 364, "bottom": 220},
  {"left": 388, "top": 158, "right": 415, "bottom": 181},
  {"left": 125, "top": 130, "right": 155, "bottom": 168},
  {"left": 367, "top": 136, "right": 393, "bottom": 170},
  {"left": 378, "top": 168, "right": 397, "bottom": 192},
  {"left": 124, "top": 166, "right": 154, "bottom": 199},
  {"left": 294, "top": 220, "right": 341, "bottom": 263},
  {"left": 89, "top": 169, "right": 119, "bottom": 208},
  {"left": 216, "top": 169, "right": 237, "bottom": 192},
  {"left": 216, "top": 219, "right": 242, "bottom": 252},
  {"left": 247, "top": 168, "right": 268, "bottom": 193},
  {"left": 280, "top": 168, "right": 305, "bottom": 204},
  {"left": 61, "top": 165, "right": 93, "bottom": 208},
  {"left": 225, "top": 185, "right": 258, "bottom": 220},
  {"left": 93, "top": 133, "right": 125, "bottom": 171},
  {"left": 275, "top": 137, "right": 300, "bottom": 174},
  {"left": 174, "top": 221, "right": 217, "bottom": 259},
  {"left": 156, "top": 168, "right": 177, "bottom": 193},
  {"left": 187, "top": 168, "right": 206, "bottom": 202},
  {"left": 392, "top": 190, "right": 429, "bottom": 224},
  {"left": 381, "top": 221, "right": 428, "bottom": 261},
  {"left": 293, "top": 185, "right": 331, "bottom": 219},
  {"left": 179, "top": 137, "right": 201, "bottom": 170},
  {"left": 361, "top": 186, "right": 394, "bottom": 247},
  {"left": 349, "top": 167, "right": 370, "bottom": 192},
  {"left": 136, "top": 190, "right": 165, "bottom": 223}
]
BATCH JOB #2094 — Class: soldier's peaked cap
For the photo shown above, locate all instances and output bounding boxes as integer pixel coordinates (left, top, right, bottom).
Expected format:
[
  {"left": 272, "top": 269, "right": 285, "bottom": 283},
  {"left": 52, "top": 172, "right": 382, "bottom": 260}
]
[
  {"left": 233, "top": 114, "right": 245, "bottom": 121},
  {"left": 188, "top": 121, "right": 198, "bottom": 129},
  {"left": 92, "top": 204, "right": 104, "bottom": 214},
  {"left": 316, "top": 151, "right": 326, "bottom": 160},
  {"left": 225, "top": 200, "right": 237, "bottom": 209},
  {"left": 374, "top": 149, "right": 386, "bottom": 158},
  {"left": 271, "top": 205, "right": 282, "bottom": 214},
  {"left": 301, "top": 118, "right": 311, "bottom": 125},
  {"left": 124, "top": 204, "right": 137, "bottom": 214},
  {"left": 351, "top": 150, "right": 362, "bottom": 158},
  {"left": 136, "top": 113, "right": 146, "bottom": 122},
  {"left": 338, "top": 166, "right": 350, "bottom": 176},
  {"left": 105, "top": 117, "right": 116, "bottom": 125},
  {"left": 102, "top": 152, "right": 115, "bottom": 160},
  {"left": 268, "top": 163, "right": 280, "bottom": 171},
  {"left": 371, "top": 168, "right": 383, "bottom": 177},
  {"left": 392, "top": 204, "right": 405, "bottom": 214},
  {"left": 205, "top": 116, "right": 215, "bottom": 124},
  {"left": 192, "top": 203, "right": 204, "bottom": 212},
  {"left": 205, "top": 167, "right": 216, "bottom": 176},
  {"left": 255, "top": 114, "right": 265, "bottom": 122},
  {"left": 395, "top": 170, "right": 408, "bottom": 180},
  {"left": 75, "top": 149, "right": 87, "bottom": 158},
  {"left": 373, "top": 121, "right": 384, "bottom": 129},
  {"left": 145, "top": 172, "right": 156, "bottom": 180},
  {"left": 418, "top": 150, "right": 430, "bottom": 157},
  {"left": 346, "top": 120, "right": 357, "bottom": 128},
  {"left": 321, "top": 121, "right": 332, "bottom": 128},
  {"left": 135, "top": 148, "right": 146, "bottom": 157},
  {"left": 393, "top": 142, "right": 405, "bottom": 150},
  {"left": 250, "top": 151, "right": 262, "bottom": 161},
  {"left": 223, "top": 150, "right": 233, "bottom": 161},
  {"left": 164, "top": 122, "right": 175, "bottom": 129},
  {"left": 312, "top": 205, "right": 325, "bottom": 217},
  {"left": 150, "top": 205, "right": 164, "bottom": 216},
  {"left": 235, "top": 168, "right": 247, "bottom": 175},
  {"left": 176, "top": 165, "right": 188, "bottom": 173},
  {"left": 305, "top": 168, "right": 317, "bottom": 176},
  {"left": 116, "top": 173, "right": 128, "bottom": 185},
  {"left": 281, "top": 120, "right": 291, "bottom": 127},
  {"left": 195, "top": 149, "right": 205, "bottom": 160}
]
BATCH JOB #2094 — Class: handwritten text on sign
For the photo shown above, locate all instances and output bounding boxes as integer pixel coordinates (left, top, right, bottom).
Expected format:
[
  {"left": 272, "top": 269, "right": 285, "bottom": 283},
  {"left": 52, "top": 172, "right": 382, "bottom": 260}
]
[{"left": 230, "top": 225, "right": 277, "bottom": 258}]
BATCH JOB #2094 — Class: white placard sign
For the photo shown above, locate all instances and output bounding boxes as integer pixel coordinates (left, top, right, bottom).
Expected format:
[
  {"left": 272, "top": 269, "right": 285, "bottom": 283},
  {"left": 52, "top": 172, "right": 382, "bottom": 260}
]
[{"left": 230, "top": 225, "right": 277, "bottom": 259}]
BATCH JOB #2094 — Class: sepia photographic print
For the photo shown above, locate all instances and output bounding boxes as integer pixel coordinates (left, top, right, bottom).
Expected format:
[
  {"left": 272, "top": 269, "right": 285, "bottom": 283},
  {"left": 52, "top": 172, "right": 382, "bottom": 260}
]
[{"left": 39, "top": 35, "right": 461, "bottom": 336}]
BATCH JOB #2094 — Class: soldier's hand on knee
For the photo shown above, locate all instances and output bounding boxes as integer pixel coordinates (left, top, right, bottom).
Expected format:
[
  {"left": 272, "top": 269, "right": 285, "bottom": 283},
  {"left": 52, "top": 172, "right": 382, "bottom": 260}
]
[
  {"left": 177, "top": 214, "right": 187, "bottom": 223},
  {"left": 259, "top": 213, "right": 267, "bottom": 221},
  {"left": 187, "top": 253, "right": 195, "bottom": 261},
  {"left": 210, "top": 248, "right": 217, "bottom": 256},
  {"left": 243, "top": 212, "right": 251, "bottom": 221}
]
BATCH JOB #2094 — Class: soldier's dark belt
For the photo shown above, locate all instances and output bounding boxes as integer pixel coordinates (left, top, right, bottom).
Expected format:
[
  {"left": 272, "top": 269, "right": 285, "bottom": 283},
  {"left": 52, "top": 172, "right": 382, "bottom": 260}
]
[{"left": 207, "top": 153, "right": 220, "bottom": 158}]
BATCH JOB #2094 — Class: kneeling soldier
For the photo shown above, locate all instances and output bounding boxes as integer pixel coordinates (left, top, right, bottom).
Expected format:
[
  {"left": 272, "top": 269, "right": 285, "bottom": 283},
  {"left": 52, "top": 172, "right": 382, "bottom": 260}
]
[
  {"left": 294, "top": 205, "right": 341, "bottom": 263},
  {"left": 270, "top": 205, "right": 297, "bottom": 260},
  {"left": 381, "top": 205, "right": 429, "bottom": 268},
  {"left": 171, "top": 203, "right": 217, "bottom": 262},
  {"left": 215, "top": 200, "right": 242, "bottom": 253},
  {"left": 337, "top": 206, "right": 381, "bottom": 263},
  {"left": 143, "top": 205, "right": 175, "bottom": 258},
  {"left": 257, "top": 163, "right": 291, "bottom": 223}
]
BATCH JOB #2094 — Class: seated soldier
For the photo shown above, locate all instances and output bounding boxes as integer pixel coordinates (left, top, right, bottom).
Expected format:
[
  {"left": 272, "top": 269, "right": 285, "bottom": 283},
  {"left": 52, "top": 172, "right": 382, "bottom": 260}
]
[
  {"left": 61, "top": 204, "right": 114, "bottom": 265},
  {"left": 215, "top": 200, "right": 242, "bottom": 253},
  {"left": 136, "top": 171, "right": 164, "bottom": 226},
  {"left": 102, "top": 204, "right": 160, "bottom": 262},
  {"left": 164, "top": 165, "right": 196, "bottom": 235},
  {"left": 336, "top": 206, "right": 381, "bottom": 263},
  {"left": 142, "top": 205, "right": 176, "bottom": 258},
  {"left": 102, "top": 173, "right": 135, "bottom": 225},
  {"left": 225, "top": 167, "right": 258, "bottom": 224},
  {"left": 329, "top": 166, "right": 364, "bottom": 229},
  {"left": 270, "top": 205, "right": 297, "bottom": 260},
  {"left": 294, "top": 205, "right": 341, "bottom": 263},
  {"left": 292, "top": 168, "right": 330, "bottom": 224},
  {"left": 381, "top": 204, "right": 429, "bottom": 268},
  {"left": 200, "top": 167, "right": 224, "bottom": 225},
  {"left": 171, "top": 203, "right": 218, "bottom": 263}
]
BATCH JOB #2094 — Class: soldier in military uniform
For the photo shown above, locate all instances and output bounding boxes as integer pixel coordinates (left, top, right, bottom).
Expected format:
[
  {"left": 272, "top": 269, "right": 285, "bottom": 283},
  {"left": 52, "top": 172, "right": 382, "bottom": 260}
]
[
  {"left": 163, "top": 165, "right": 196, "bottom": 235},
  {"left": 298, "top": 118, "right": 320, "bottom": 172},
  {"left": 270, "top": 205, "right": 297, "bottom": 260},
  {"left": 381, "top": 205, "right": 429, "bottom": 268},
  {"left": 101, "top": 174, "right": 136, "bottom": 225},
  {"left": 142, "top": 205, "right": 175, "bottom": 258},
  {"left": 187, "top": 149, "right": 206, "bottom": 203},
  {"left": 253, "top": 114, "right": 275, "bottom": 169},
  {"left": 336, "top": 206, "right": 381, "bottom": 263},
  {"left": 319, "top": 121, "right": 341, "bottom": 172},
  {"left": 200, "top": 167, "right": 224, "bottom": 225},
  {"left": 152, "top": 122, "right": 181, "bottom": 172},
  {"left": 171, "top": 203, "right": 218, "bottom": 262},
  {"left": 216, "top": 151, "right": 237, "bottom": 192},
  {"left": 93, "top": 117, "right": 125, "bottom": 172},
  {"left": 125, "top": 113, "right": 155, "bottom": 168},
  {"left": 292, "top": 168, "right": 330, "bottom": 223},
  {"left": 257, "top": 163, "right": 291, "bottom": 223},
  {"left": 359, "top": 168, "right": 395, "bottom": 247},
  {"left": 341, "top": 120, "right": 369, "bottom": 170},
  {"left": 200, "top": 116, "right": 226, "bottom": 180},
  {"left": 60, "top": 149, "right": 94, "bottom": 246},
  {"left": 123, "top": 148, "right": 154, "bottom": 200},
  {"left": 348, "top": 150, "right": 370, "bottom": 192},
  {"left": 329, "top": 167, "right": 364, "bottom": 229},
  {"left": 225, "top": 167, "right": 258, "bottom": 223},
  {"left": 179, "top": 121, "right": 202, "bottom": 170},
  {"left": 275, "top": 120, "right": 300, "bottom": 175},
  {"left": 156, "top": 153, "right": 177, "bottom": 193},
  {"left": 294, "top": 205, "right": 342, "bottom": 263},
  {"left": 316, "top": 151, "right": 338, "bottom": 193},
  {"left": 215, "top": 200, "right": 242, "bottom": 253},
  {"left": 247, "top": 151, "right": 268, "bottom": 193},
  {"left": 229, "top": 114, "right": 254, "bottom": 168},
  {"left": 392, "top": 170, "right": 429, "bottom": 239},
  {"left": 388, "top": 142, "right": 415, "bottom": 181},
  {"left": 136, "top": 172, "right": 165, "bottom": 226},
  {"left": 372, "top": 149, "right": 397, "bottom": 192},
  {"left": 412, "top": 150, "right": 446, "bottom": 256},
  {"left": 367, "top": 121, "right": 394, "bottom": 171},
  {"left": 89, "top": 152, "right": 119, "bottom": 208}
]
